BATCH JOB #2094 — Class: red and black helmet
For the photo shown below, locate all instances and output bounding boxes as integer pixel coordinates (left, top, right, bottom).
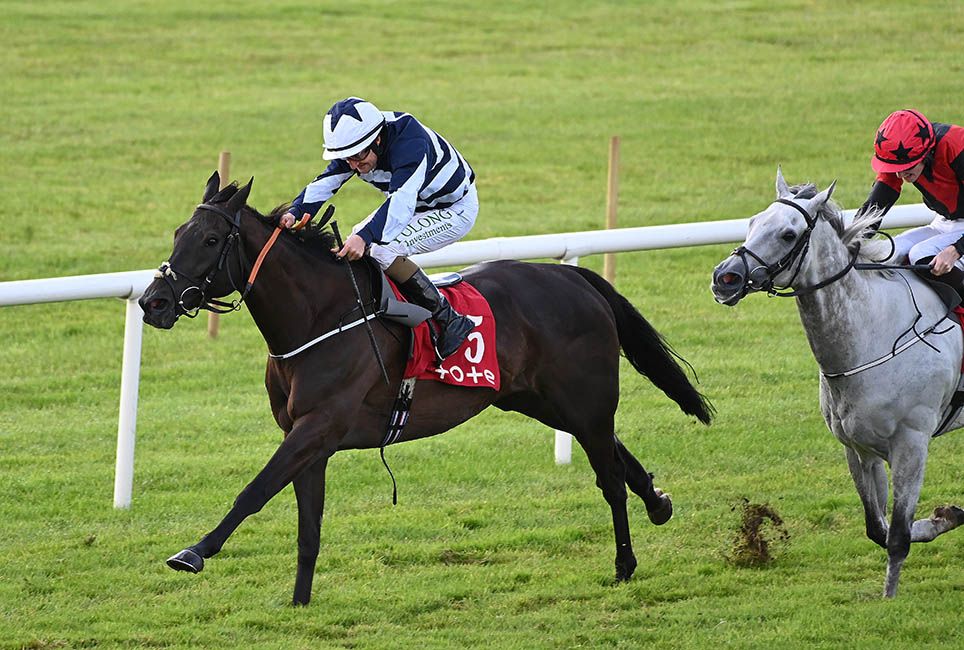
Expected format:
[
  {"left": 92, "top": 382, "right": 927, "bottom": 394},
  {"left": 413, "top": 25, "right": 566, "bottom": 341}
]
[{"left": 872, "top": 109, "right": 935, "bottom": 173}]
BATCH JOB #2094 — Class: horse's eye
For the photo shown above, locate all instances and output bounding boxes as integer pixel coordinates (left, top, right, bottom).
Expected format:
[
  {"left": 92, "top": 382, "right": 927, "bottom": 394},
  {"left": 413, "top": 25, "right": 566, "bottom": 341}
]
[
  {"left": 205, "top": 236, "right": 218, "bottom": 247},
  {"left": 781, "top": 231, "right": 796, "bottom": 243}
]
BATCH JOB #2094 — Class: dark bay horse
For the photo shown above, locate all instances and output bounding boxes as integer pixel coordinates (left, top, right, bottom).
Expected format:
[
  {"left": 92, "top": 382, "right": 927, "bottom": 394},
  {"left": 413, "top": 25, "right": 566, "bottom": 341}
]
[{"left": 139, "top": 172, "right": 713, "bottom": 605}]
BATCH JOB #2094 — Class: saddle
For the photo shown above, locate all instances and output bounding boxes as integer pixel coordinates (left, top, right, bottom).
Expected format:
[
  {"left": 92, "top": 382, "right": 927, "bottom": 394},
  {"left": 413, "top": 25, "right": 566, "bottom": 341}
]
[
  {"left": 935, "top": 303, "right": 964, "bottom": 438},
  {"left": 921, "top": 277, "right": 964, "bottom": 436},
  {"left": 921, "top": 276, "right": 962, "bottom": 312}
]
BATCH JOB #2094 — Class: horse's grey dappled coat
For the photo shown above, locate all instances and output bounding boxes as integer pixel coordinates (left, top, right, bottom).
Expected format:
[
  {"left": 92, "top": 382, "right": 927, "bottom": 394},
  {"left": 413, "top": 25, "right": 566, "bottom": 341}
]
[{"left": 712, "top": 169, "right": 964, "bottom": 598}]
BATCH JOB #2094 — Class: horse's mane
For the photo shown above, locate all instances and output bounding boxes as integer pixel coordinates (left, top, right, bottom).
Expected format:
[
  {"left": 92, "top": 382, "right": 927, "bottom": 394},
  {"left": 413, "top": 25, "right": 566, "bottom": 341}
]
[
  {"left": 788, "top": 183, "right": 895, "bottom": 263},
  {"left": 212, "top": 182, "right": 338, "bottom": 258},
  {"left": 264, "top": 204, "right": 339, "bottom": 257}
]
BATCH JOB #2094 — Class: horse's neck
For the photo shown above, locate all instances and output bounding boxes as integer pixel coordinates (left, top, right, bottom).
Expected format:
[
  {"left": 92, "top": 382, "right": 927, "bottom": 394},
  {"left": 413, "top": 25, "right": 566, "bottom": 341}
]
[
  {"left": 793, "top": 226, "right": 886, "bottom": 370},
  {"left": 239, "top": 222, "right": 356, "bottom": 355}
]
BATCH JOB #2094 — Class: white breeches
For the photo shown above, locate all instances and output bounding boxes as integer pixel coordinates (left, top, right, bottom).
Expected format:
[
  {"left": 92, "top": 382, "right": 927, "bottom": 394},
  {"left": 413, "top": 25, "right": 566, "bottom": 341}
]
[
  {"left": 353, "top": 184, "right": 479, "bottom": 270},
  {"left": 895, "top": 215, "right": 964, "bottom": 269}
]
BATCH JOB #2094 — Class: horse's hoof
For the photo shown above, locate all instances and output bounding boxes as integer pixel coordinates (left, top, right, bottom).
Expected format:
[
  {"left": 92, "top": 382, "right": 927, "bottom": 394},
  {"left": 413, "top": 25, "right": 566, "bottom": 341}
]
[
  {"left": 933, "top": 505, "right": 964, "bottom": 527},
  {"left": 647, "top": 490, "right": 673, "bottom": 526},
  {"left": 615, "top": 555, "right": 637, "bottom": 582},
  {"left": 167, "top": 548, "right": 204, "bottom": 573}
]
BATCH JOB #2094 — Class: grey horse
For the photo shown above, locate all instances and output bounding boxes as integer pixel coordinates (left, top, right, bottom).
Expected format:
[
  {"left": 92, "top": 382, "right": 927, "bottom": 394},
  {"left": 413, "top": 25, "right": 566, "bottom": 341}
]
[{"left": 711, "top": 169, "right": 964, "bottom": 597}]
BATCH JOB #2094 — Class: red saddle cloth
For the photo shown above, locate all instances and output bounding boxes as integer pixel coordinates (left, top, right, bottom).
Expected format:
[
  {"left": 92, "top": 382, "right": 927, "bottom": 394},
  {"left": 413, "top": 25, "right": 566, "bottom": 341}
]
[{"left": 390, "top": 280, "right": 500, "bottom": 390}]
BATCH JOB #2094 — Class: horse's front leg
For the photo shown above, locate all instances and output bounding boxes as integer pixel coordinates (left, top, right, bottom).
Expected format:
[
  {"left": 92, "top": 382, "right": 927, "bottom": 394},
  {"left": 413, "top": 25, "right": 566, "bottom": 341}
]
[
  {"left": 166, "top": 412, "right": 337, "bottom": 575},
  {"left": 883, "top": 437, "right": 927, "bottom": 598},
  {"left": 843, "top": 447, "right": 888, "bottom": 548},
  {"left": 292, "top": 455, "right": 329, "bottom": 606}
]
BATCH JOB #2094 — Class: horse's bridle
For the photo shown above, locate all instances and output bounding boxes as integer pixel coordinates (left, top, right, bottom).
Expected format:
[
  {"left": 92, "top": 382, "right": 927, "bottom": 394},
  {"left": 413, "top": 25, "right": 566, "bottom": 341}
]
[
  {"left": 154, "top": 202, "right": 250, "bottom": 320},
  {"left": 728, "top": 198, "right": 857, "bottom": 299},
  {"left": 728, "top": 198, "right": 955, "bottom": 379}
]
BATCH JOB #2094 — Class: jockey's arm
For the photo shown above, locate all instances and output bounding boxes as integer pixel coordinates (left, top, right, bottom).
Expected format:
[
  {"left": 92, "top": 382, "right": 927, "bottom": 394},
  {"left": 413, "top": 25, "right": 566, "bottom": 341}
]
[
  {"left": 284, "top": 160, "right": 354, "bottom": 229},
  {"left": 857, "top": 178, "right": 901, "bottom": 232}
]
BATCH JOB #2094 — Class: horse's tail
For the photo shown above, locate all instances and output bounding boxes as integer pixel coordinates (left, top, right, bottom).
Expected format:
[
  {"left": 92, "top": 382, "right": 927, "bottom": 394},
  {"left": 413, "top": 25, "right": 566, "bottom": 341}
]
[{"left": 568, "top": 266, "right": 714, "bottom": 425}]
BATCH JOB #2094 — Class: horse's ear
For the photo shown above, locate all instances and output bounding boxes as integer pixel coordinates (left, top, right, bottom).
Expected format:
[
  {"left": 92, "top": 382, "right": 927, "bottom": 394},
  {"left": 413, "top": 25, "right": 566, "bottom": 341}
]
[
  {"left": 775, "top": 166, "right": 791, "bottom": 199},
  {"left": 226, "top": 176, "right": 254, "bottom": 215},
  {"left": 203, "top": 171, "right": 221, "bottom": 203},
  {"left": 810, "top": 179, "right": 837, "bottom": 210}
]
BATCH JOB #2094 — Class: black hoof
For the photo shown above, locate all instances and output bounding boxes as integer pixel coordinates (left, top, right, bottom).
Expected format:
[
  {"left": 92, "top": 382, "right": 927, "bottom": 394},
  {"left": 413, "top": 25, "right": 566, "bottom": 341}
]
[
  {"left": 167, "top": 548, "right": 204, "bottom": 573},
  {"left": 647, "top": 492, "right": 673, "bottom": 526},
  {"left": 615, "top": 555, "right": 637, "bottom": 582}
]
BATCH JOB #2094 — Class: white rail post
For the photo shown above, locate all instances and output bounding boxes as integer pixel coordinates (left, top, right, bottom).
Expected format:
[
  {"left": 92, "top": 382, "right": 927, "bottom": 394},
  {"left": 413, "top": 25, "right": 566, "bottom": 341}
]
[
  {"left": 113, "top": 297, "right": 145, "bottom": 508},
  {"left": 553, "top": 256, "right": 579, "bottom": 465}
]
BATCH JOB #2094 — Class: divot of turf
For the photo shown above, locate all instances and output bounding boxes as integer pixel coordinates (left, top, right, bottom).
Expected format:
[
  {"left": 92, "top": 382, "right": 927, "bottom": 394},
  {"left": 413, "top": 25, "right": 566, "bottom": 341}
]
[{"left": 727, "top": 497, "right": 790, "bottom": 567}]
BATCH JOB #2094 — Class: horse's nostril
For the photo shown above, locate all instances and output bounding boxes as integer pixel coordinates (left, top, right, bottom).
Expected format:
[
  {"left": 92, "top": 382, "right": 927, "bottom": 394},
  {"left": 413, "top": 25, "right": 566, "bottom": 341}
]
[
  {"left": 149, "top": 298, "right": 167, "bottom": 311},
  {"left": 720, "top": 273, "right": 741, "bottom": 286}
]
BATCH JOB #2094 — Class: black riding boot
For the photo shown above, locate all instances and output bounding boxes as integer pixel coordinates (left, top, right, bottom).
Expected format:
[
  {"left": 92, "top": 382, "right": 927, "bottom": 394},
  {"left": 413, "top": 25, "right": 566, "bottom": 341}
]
[
  {"left": 915, "top": 256, "right": 964, "bottom": 301},
  {"left": 399, "top": 269, "right": 476, "bottom": 360}
]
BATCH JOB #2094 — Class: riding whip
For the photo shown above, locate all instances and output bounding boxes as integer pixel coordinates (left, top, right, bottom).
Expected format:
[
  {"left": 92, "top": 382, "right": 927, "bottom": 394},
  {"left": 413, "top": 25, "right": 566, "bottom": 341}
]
[{"left": 332, "top": 221, "right": 391, "bottom": 386}]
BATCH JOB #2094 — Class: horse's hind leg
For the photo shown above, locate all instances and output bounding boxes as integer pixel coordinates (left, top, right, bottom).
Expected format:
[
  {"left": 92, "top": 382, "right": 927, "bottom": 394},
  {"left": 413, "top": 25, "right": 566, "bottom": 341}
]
[
  {"left": 508, "top": 372, "right": 635, "bottom": 580},
  {"left": 614, "top": 436, "right": 672, "bottom": 525},
  {"left": 292, "top": 456, "right": 329, "bottom": 606},
  {"left": 569, "top": 419, "right": 637, "bottom": 582}
]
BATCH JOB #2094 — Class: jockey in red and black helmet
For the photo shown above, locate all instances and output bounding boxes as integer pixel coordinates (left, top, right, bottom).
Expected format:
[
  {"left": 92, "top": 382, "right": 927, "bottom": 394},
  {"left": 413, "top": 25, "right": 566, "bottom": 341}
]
[{"left": 859, "top": 109, "right": 964, "bottom": 292}]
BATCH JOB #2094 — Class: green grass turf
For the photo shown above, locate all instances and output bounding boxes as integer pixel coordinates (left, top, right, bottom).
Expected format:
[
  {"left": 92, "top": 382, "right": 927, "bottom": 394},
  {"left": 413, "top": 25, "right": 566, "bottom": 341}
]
[{"left": 2, "top": 1, "right": 964, "bottom": 648}]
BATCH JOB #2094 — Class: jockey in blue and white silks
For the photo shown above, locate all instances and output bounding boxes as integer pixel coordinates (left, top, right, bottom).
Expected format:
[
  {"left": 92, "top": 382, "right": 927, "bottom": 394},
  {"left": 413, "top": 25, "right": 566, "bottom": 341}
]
[{"left": 280, "top": 97, "right": 478, "bottom": 360}]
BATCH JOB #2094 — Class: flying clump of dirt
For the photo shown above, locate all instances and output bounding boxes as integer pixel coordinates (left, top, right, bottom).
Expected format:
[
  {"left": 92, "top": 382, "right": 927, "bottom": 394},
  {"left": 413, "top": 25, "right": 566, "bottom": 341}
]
[{"left": 726, "top": 497, "right": 790, "bottom": 566}]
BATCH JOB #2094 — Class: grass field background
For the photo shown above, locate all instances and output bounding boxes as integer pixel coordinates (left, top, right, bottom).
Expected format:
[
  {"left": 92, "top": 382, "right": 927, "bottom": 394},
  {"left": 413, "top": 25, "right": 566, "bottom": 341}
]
[{"left": 2, "top": 1, "right": 964, "bottom": 648}]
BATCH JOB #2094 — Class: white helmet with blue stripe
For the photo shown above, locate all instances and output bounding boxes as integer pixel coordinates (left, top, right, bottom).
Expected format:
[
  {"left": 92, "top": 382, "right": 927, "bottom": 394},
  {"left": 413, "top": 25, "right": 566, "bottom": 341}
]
[{"left": 322, "top": 97, "right": 386, "bottom": 160}]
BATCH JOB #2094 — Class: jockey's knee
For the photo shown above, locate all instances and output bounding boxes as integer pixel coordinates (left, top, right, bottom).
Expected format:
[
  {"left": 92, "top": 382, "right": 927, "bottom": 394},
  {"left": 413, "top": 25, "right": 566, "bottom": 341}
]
[
  {"left": 368, "top": 244, "right": 400, "bottom": 272},
  {"left": 907, "top": 243, "right": 936, "bottom": 266},
  {"left": 386, "top": 256, "right": 420, "bottom": 283}
]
